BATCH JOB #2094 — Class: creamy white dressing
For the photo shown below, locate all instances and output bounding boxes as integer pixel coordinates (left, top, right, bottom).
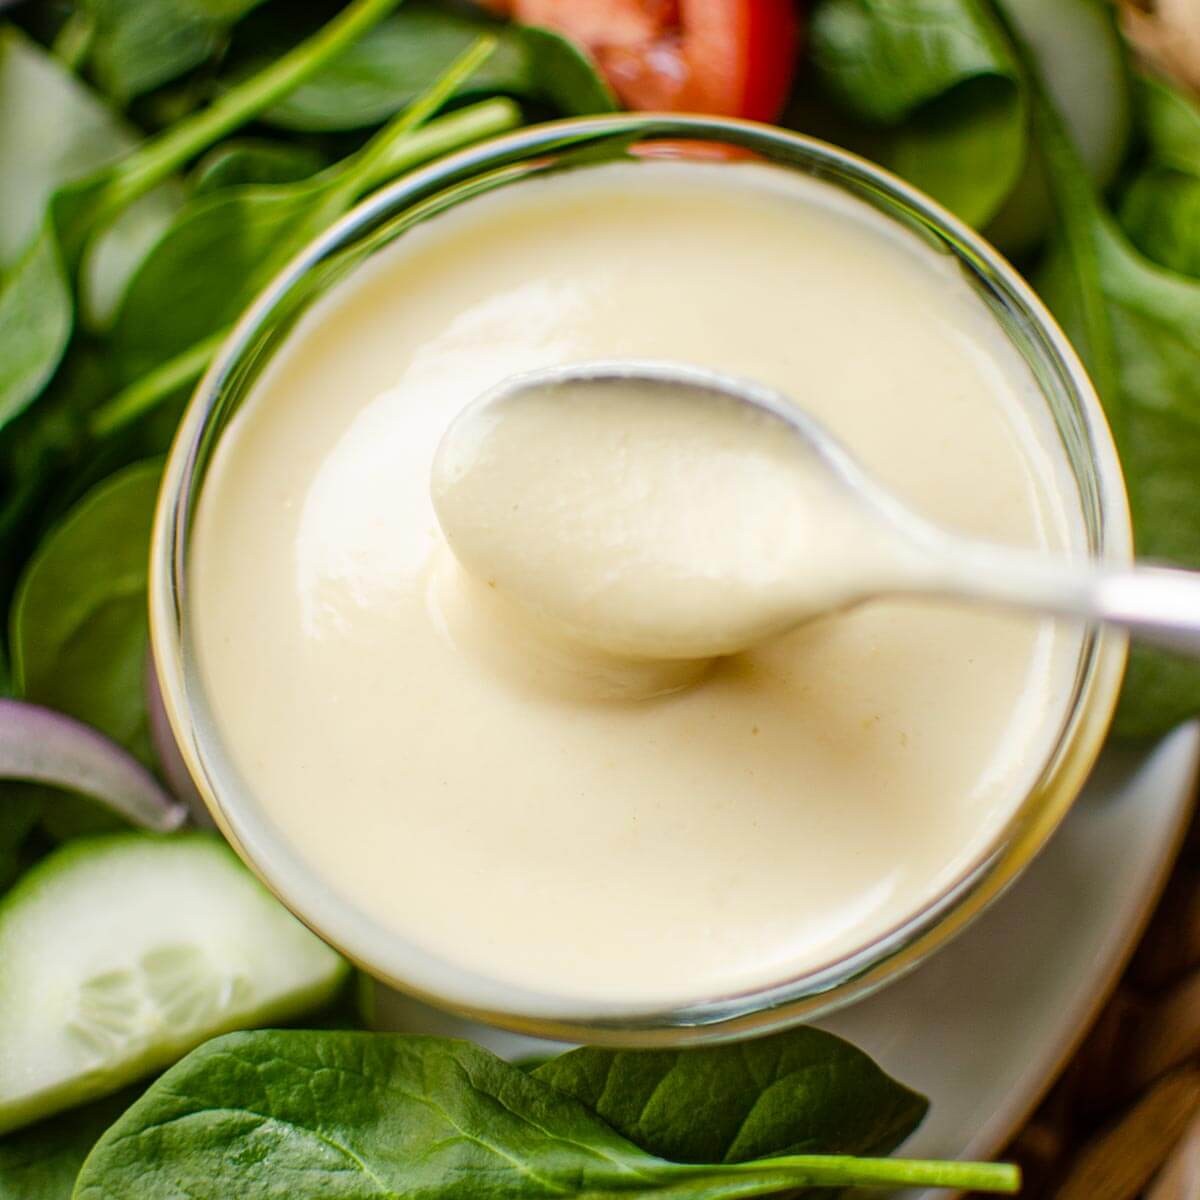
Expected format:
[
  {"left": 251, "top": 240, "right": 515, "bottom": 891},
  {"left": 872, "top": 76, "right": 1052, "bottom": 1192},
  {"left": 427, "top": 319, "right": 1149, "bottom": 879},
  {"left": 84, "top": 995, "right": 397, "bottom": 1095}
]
[
  {"left": 432, "top": 373, "right": 906, "bottom": 667},
  {"left": 191, "top": 162, "right": 1083, "bottom": 1006}
]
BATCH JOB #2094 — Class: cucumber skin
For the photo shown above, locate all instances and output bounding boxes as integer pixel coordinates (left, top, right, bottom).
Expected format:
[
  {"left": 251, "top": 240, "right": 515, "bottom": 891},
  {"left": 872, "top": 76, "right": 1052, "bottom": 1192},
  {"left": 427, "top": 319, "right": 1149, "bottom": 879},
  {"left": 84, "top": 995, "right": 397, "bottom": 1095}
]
[{"left": 0, "top": 832, "right": 349, "bottom": 1135}]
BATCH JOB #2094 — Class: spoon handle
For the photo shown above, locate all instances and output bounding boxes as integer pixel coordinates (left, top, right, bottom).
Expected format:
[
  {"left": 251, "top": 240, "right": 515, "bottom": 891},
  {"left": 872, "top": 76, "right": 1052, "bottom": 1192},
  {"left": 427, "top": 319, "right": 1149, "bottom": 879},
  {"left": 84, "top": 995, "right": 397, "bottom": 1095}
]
[
  {"left": 1079, "top": 566, "right": 1200, "bottom": 656},
  {"left": 929, "top": 545, "right": 1200, "bottom": 657}
]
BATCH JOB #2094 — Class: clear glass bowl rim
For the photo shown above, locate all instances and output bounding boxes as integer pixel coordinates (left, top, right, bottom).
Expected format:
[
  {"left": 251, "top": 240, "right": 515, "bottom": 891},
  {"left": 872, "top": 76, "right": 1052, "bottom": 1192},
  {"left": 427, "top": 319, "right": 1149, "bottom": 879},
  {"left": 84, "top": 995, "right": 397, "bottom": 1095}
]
[{"left": 150, "top": 113, "right": 1131, "bottom": 1045}]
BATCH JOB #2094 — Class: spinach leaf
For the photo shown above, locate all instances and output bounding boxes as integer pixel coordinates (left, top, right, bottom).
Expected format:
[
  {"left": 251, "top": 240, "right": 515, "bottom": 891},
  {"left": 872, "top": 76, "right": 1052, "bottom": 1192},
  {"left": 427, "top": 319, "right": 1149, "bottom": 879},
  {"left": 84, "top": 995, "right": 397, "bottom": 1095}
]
[
  {"left": 73, "top": 1030, "right": 1017, "bottom": 1199},
  {"left": 1119, "top": 75, "right": 1200, "bottom": 277},
  {"left": 809, "top": 0, "right": 1024, "bottom": 227},
  {"left": 0, "top": 344, "right": 123, "bottom": 615},
  {"left": 190, "top": 138, "right": 327, "bottom": 193},
  {"left": 0, "top": 219, "right": 71, "bottom": 426},
  {"left": 0, "top": 0, "right": 401, "bottom": 434},
  {"left": 0, "top": 1086, "right": 142, "bottom": 1200},
  {"left": 11, "top": 460, "right": 160, "bottom": 766},
  {"left": 532, "top": 1028, "right": 926, "bottom": 1166},
  {"left": 83, "top": 0, "right": 269, "bottom": 102},
  {"left": 1011, "top": 23, "right": 1200, "bottom": 736},
  {"left": 243, "top": 3, "right": 615, "bottom": 132}
]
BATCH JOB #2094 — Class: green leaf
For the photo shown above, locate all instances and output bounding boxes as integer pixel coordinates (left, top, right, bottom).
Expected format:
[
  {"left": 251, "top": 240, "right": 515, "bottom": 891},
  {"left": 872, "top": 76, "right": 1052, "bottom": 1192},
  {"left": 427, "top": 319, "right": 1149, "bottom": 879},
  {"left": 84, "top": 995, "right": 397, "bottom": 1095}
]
[
  {"left": 11, "top": 461, "right": 160, "bottom": 766},
  {"left": 0, "top": 1085, "right": 142, "bottom": 1200},
  {"left": 809, "top": 0, "right": 1024, "bottom": 226},
  {"left": 83, "top": 0, "right": 270, "bottom": 102},
  {"left": 111, "top": 184, "right": 332, "bottom": 379},
  {"left": 1119, "top": 75, "right": 1200, "bottom": 277},
  {"left": 236, "top": 2, "right": 616, "bottom": 132},
  {"left": 0, "top": 344, "right": 123, "bottom": 627},
  {"left": 532, "top": 1027, "right": 926, "bottom": 1166},
  {"left": 1013, "top": 25, "right": 1200, "bottom": 737},
  {"left": 0, "top": 218, "right": 73, "bottom": 427},
  {"left": 72, "top": 1030, "right": 1017, "bottom": 1199},
  {"left": 190, "top": 138, "right": 327, "bottom": 194}
]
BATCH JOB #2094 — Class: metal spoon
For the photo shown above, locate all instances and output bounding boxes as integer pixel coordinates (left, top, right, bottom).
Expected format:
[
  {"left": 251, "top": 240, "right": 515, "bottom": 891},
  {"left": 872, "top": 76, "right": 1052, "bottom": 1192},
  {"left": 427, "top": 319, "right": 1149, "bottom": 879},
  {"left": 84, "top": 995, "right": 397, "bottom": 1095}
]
[{"left": 454, "top": 360, "right": 1200, "bottom": 658}]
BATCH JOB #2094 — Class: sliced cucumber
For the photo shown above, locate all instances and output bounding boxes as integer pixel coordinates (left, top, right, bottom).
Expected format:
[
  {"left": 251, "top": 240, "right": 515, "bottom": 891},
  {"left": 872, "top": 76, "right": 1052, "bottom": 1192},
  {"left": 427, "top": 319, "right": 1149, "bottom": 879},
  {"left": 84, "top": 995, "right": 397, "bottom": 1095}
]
[
  {"left": 0, "top": 832, "right": 347, "bottom": 1133},
  {"left": 988, "top": 0, "right": 1133, "bottom": 255}
]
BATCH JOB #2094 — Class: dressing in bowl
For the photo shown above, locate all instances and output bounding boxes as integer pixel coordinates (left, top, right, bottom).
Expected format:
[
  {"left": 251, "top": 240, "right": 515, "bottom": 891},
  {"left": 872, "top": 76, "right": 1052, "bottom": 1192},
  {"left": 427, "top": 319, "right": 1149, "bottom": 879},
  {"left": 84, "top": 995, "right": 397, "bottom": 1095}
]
[{"left": 154, "top": 119, "right": 1128, "bottom": 1039}]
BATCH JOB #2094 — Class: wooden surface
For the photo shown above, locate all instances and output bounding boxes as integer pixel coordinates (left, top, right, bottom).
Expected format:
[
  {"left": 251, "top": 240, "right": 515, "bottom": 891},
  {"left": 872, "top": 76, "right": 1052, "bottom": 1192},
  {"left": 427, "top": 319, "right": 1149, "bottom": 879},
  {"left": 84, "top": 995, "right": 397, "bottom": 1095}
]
[{"left": 995, "top": 795, "right": 1200, "bottom": 1198}]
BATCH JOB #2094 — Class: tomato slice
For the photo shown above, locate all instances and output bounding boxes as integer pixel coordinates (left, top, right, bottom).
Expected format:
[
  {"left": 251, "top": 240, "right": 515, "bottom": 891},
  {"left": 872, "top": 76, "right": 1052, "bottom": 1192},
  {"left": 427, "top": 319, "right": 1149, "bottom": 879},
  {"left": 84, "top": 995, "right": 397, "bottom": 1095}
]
[{"left": 507, "top": 0, "right": 800, "bottom": 122}]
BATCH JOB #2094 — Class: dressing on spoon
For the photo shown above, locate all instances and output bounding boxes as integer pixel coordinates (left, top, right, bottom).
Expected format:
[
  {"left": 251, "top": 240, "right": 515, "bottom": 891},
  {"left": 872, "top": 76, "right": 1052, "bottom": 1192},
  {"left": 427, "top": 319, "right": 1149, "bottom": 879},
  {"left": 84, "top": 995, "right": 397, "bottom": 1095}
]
[{"left": 432, "top": 363, "right": 908, "bottom": 669}]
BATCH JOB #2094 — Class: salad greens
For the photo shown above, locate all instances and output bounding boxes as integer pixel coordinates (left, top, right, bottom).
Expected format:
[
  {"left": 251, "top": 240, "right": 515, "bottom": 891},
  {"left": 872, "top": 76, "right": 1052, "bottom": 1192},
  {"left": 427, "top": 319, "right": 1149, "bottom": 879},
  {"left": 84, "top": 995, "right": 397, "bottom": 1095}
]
[
  {"left": 809, "top": 0, "right": 1025, "bottom": 228},
  {"left": 0, "top": 0, "right": 400, "bottom": 432},
  {"left": 71, "top": 1030, "right": 1016, "bottom": 1199}
]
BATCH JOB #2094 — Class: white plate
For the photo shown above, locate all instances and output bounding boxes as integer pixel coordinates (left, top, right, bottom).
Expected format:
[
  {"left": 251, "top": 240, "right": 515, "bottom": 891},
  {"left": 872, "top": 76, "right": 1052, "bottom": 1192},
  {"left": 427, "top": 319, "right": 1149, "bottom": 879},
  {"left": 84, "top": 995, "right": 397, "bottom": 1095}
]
[{"left": 372, "top": 724, "right": 1200, "bottom": 1194}]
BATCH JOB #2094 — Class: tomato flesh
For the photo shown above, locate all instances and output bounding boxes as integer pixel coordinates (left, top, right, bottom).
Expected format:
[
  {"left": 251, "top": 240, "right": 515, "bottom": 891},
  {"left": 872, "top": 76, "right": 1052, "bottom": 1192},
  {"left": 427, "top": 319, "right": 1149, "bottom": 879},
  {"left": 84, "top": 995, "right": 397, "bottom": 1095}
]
[{"left": 505, "top": 0, "right": 799, "bottom": 122}]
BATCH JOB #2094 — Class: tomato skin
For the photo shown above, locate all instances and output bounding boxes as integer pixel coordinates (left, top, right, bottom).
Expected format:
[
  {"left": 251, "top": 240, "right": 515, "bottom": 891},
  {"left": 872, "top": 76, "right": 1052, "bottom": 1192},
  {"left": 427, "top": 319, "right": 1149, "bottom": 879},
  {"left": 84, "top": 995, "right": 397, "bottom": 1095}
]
[
  {"left": 725, "top": 0, "right": 800, "bottom": 121},
  {"left": 507, "top": 0, "right": 800, "bottom": 122}
]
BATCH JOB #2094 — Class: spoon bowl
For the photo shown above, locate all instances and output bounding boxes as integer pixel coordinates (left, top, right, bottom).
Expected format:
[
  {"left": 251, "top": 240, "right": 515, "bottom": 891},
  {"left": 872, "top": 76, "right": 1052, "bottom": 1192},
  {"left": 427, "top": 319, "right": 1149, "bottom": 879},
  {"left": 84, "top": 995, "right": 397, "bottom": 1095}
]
[{"left": 433, "top": 359, "right": 915, "bottom": 661}]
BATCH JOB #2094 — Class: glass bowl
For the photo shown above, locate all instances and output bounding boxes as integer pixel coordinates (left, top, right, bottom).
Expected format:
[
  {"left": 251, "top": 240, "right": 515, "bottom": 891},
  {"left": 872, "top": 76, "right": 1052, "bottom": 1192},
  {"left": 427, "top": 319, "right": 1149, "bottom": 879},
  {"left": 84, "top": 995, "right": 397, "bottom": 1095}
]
[{"left": 150, "top": 114, "right": 1130, "bottom": 1045}]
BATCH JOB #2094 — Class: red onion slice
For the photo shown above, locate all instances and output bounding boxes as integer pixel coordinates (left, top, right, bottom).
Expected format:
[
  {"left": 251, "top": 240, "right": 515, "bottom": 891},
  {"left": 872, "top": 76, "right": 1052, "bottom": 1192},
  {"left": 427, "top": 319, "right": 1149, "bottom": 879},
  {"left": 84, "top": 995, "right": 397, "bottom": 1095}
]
[{"left": 0, "top": 699, "right": 187, "bottom": 832}]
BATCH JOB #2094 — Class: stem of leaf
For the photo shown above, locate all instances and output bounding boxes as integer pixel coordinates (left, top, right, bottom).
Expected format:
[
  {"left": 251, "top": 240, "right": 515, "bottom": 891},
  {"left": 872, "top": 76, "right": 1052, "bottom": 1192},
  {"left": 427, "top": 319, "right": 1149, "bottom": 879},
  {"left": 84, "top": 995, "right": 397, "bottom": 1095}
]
[
  {"left": 87, "top": 100, "right": 521, "bottom": 440},
  {"left": 706, "top": 1154, "right": 1020, "bottom": 1193},
  {"left": 81, "top": 0, "right": 401, "bottom": 240},
  {"left": 357, "top": 96, "right": 519, "bottom": 196}
]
